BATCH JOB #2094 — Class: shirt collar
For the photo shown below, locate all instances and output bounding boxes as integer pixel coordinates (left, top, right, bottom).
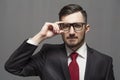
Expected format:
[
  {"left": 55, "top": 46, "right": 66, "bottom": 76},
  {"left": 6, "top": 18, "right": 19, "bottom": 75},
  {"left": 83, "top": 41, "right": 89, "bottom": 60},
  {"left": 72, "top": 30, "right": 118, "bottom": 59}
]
[{"left": 65, "top": 42, "right": 87, "bottom": 59}]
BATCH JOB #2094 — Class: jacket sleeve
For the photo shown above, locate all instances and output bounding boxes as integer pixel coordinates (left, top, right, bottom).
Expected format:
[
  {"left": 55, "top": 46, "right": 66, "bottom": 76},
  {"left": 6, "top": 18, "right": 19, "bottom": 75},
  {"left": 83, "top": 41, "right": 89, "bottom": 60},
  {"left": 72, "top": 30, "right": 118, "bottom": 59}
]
[
  {"left": 105, "top": 57, "right": 115, "bottom": 80},
  {"left": 4, "top": 40, "right": 44, "bottom": 77}
]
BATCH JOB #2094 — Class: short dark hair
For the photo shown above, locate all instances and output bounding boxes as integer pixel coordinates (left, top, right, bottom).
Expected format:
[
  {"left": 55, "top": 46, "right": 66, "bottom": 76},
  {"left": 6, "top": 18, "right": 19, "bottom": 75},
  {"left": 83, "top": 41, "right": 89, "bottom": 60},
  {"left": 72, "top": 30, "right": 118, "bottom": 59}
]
[{"left": 59, "top": 4, "right": 87, "bottom": 23}]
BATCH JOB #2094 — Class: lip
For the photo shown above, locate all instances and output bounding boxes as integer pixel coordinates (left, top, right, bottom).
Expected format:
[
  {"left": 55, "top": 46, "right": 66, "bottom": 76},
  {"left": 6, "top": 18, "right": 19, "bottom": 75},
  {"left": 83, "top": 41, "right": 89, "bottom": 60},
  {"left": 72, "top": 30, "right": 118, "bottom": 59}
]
[
  {"left": 67, "top": 37, "right": 78, "bottom": 39},
  {"left": 67, "top": 38, "right": 77, "bottom": 41},
  {"left": 68, "top": 38, "right": 76, "bottom": 39},
  {"left": 68, "top": 39, "right": 77, "bottom": 43}
]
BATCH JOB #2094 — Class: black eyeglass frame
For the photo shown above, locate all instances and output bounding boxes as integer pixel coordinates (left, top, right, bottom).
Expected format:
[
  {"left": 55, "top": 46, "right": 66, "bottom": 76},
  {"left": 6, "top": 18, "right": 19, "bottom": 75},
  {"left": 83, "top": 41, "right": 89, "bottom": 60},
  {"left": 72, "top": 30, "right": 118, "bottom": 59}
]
[{"left": 58, "top": 22, "right": 87, "bottom": 32}]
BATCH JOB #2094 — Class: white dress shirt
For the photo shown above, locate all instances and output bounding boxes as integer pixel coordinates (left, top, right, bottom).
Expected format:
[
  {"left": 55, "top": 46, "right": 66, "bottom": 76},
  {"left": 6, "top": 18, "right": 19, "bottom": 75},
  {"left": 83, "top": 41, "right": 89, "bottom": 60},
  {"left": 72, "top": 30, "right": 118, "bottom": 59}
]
[
  {"left": 27, "top": 39, "right": 87, "bottom": 80},
  {"left": 65, "top": 42, "right": 87, "bottom": 80}
]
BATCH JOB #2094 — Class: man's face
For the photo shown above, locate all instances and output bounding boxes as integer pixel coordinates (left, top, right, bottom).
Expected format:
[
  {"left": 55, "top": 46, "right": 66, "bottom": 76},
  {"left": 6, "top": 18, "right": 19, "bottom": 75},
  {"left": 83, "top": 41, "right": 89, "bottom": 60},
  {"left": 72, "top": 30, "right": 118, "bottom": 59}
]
[{"left": 60, "top": 12, "right": 90, "bottom": 49}]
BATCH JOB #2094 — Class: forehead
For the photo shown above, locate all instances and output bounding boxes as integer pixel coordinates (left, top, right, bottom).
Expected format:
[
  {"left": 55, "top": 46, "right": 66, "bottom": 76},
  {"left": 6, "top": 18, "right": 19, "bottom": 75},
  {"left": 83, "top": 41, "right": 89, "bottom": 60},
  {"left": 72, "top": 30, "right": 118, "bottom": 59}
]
[{"left": 61, "top": 11, "right": 85, "bottom": 23}]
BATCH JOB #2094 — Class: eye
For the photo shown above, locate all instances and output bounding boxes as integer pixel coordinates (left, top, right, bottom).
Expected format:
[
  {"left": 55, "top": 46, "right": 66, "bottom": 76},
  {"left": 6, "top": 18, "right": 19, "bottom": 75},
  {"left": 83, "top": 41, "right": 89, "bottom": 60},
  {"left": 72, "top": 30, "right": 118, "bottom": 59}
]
[
  {"left": 59, "top": 23, "right": 69, "bottom": 30},
  {"left": 62, "top": 24, "right": 70, "bottom": 30},
  {"left": 74, "top": 23, "right": 82, "bottom": 28},
  {"left": 64, "top": 23, "right": 70, "bottom": 27}
]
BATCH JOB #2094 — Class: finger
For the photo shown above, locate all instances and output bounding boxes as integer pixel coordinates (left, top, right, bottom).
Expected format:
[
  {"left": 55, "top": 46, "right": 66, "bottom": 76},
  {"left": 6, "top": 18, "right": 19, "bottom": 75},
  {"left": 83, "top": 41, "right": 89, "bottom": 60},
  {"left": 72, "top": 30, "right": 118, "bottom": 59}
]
[
  {"left": 54, "top": 22, "right": 60, "bottom": 33},
  {"left": 55, "top": 21, "right": 64, "bottom": 33},
  {"left": 42, "top": 22, "right": 55, "bottom": 33},
  {"left": 55, "top": 21, "right": 64, "bottom": 24},
  {"left": 48, "top": 23, "right": 58, "bottom": 34}
]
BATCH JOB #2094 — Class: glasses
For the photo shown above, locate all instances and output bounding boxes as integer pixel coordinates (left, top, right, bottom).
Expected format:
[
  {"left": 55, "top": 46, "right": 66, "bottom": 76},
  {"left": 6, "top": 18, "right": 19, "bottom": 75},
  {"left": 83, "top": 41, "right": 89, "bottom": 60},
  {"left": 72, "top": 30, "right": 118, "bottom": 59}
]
[{"left": 58, "top": 22, "right": 86, "bottom": 32}]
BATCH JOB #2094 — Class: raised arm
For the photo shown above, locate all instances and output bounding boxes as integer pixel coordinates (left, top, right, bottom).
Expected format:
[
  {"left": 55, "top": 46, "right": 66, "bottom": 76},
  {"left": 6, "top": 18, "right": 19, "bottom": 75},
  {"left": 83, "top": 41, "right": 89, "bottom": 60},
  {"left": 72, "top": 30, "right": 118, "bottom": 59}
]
[{"left": 4, "top": 22, "right": 62, "bottom": 76}]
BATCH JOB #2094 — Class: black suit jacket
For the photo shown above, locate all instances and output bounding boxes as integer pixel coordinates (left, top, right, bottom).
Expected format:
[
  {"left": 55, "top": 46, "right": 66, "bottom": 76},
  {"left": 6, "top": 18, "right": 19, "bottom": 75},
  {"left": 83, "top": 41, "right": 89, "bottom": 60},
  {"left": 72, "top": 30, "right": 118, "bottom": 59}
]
[{"left": 5, "top": 41, "right": 115, "bottom": 80}]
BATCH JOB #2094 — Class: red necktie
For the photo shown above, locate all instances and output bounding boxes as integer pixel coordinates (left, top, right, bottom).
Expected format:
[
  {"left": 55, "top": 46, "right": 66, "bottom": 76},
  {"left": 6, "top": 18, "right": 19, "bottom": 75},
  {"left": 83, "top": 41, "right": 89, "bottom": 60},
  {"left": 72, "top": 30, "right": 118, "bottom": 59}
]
[{"left": 69, "top": 52, "right": 79, "bottom": 80}]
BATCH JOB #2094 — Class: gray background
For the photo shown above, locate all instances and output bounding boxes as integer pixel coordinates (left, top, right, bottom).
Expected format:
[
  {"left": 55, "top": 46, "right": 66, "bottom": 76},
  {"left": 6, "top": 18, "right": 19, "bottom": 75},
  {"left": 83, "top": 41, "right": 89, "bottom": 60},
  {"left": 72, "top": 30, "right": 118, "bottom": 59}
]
[{"left": 0, "top": 0, "right": 120, "bottom": 80}]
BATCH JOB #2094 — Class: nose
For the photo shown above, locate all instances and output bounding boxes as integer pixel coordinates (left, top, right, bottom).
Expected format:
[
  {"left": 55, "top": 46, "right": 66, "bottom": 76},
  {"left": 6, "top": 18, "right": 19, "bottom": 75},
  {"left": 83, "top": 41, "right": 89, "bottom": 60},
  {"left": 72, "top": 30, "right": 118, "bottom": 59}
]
[{"left": 69, "top": 26, "right": 75, "bottom": 34}]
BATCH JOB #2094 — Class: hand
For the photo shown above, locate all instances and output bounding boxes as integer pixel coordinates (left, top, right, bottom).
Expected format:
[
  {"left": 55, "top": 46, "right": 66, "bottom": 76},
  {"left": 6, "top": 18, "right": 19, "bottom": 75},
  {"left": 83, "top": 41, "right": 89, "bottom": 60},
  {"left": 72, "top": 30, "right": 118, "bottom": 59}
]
[
  {"left": 40, "top": 22, "right": 60, "bottom": 38},
  {"left": 31, "top": 22, "right": 63, "bottom": 44}
]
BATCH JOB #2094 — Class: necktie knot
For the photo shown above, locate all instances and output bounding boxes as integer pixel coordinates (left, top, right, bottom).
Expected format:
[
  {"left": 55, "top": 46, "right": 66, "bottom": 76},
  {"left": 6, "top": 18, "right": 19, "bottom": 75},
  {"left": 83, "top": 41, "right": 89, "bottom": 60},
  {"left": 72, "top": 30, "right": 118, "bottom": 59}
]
[{"left": 70, "top": 52, "right": 78, "bottom": 60}]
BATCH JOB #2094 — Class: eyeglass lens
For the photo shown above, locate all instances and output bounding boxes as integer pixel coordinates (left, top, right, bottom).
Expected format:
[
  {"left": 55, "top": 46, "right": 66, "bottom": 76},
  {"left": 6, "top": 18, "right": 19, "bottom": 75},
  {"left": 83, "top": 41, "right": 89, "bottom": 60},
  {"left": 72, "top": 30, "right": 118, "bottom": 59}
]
[{"left": 58, "top": 22, "right": 86, "bottom": 31}]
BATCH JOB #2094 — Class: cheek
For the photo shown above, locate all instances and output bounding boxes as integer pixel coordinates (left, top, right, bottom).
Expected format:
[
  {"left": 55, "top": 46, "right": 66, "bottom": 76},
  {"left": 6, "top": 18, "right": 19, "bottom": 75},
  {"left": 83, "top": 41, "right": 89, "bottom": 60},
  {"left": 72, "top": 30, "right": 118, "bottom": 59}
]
[
  {"left": 61, "top": 33, "right": 68, "bottom": 38},
  {"left": 61, "top": 33, "right": 66, "bottom": 40},
  {"left": 77, "top": 31, "right": 85, "bottom": 39},
  {"left": 61, "top": 33, "right": 69, "bottom": 42}
]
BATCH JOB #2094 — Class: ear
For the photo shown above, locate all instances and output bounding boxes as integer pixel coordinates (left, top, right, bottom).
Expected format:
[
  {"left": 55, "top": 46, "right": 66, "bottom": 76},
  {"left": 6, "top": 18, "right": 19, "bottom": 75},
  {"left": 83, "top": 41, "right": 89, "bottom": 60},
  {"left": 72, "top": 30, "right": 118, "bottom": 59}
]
[{"left": 85, "top": 24, "right": 90, "bottom": 33}]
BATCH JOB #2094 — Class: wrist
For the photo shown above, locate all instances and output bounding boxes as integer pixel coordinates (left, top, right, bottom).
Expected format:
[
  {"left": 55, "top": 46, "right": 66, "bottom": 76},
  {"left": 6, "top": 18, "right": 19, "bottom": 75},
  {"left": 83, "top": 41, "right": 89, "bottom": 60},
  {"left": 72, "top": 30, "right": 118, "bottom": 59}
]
[{"left": 31, "top": 32, "right": 46, "bottom": 45}]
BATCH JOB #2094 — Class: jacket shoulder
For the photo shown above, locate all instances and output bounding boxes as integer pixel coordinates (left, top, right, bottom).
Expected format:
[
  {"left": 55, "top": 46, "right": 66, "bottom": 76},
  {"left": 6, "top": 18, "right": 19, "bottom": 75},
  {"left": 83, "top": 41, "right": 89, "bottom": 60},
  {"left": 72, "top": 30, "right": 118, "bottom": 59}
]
[
  {"left": 41, "top": 43, "right": 64, "bottom": 50},
  {"left": 88, "top": 47, "right": 113, "bottom": 61}
]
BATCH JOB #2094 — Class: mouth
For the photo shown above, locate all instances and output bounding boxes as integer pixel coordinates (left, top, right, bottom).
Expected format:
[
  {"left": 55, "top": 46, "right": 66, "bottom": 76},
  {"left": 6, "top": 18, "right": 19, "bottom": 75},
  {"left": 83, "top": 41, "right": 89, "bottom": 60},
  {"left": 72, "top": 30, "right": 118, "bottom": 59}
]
[{"left": 67, "top": 37, "right": 78, "bottom": 39}]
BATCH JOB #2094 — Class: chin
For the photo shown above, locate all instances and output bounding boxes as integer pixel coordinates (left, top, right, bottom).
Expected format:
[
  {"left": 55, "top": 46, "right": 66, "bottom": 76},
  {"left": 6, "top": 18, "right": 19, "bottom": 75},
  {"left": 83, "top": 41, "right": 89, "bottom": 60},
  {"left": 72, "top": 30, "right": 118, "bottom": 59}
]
[{"left": 66, "top": 42, "right": 78, "bottom": 48}]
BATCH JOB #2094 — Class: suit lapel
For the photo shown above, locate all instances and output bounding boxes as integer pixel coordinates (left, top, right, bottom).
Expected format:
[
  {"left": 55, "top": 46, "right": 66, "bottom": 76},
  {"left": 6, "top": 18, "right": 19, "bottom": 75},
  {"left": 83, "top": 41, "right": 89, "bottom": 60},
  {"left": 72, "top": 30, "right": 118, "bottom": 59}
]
[
  {"left": 84, "top": 46, "right": 94, "bottom": 80},
  {"left": 59, "top": 44, "right": 70, "bottom": 80}
]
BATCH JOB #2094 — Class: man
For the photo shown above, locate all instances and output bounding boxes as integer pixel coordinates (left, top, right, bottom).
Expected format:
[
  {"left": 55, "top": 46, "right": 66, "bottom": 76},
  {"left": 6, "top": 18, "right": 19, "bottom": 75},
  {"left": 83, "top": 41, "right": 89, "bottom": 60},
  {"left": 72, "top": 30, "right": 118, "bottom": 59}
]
[{"left": 5, "top": 4, "right": 115, "bottom": 80}]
